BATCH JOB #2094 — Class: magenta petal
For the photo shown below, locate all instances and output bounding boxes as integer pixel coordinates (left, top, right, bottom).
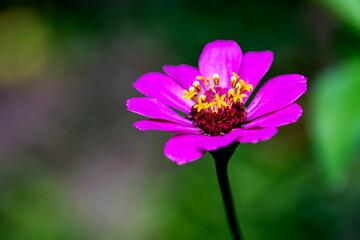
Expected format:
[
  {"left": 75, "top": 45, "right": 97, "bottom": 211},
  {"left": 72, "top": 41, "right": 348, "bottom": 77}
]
[
  {"left": 164, "top": 134, "right": 206, "bottom": 165},
  {"left": 246, "top": 74, "right": 307, "bottom": 120},
  {"left": 239, "top": 51, "right": 274, "bottom": 104},
  {"left": 163, "top": 64, "right": 204, "bottom": 89},
  {"left": 133, "top": 72, "right": 192, "bottom": 113},
  {"left": 237, "top": 127, "right": 278, "bottom": 144},
  {"left": 134, "top": 119, "right": 201, "bottom": 134},
  {"left": 126, "top": 97, "right": 192, "bottom": 126},
  {"left": 164, "top": 129, "right": 243, "bottom": 165},
  {"left": 198, "top": 40, "right": 242, "bottom": 88},
  {"left": 244, "top": 103, "right": 302, "bottom": 129},
  {"left": 196, "top": 128, "right": 243, "bottom": 151}
]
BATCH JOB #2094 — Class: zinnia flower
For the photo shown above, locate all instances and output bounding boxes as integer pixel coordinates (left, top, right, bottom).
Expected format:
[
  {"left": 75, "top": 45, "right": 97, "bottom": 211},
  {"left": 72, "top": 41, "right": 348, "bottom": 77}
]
[{"left": 127, "top": 40, "right": 307, "bottom": 165}]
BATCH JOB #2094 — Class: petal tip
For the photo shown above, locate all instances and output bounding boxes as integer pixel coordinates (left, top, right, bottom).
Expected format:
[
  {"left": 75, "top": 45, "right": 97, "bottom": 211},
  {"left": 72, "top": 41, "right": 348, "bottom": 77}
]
[
  {"left": 238, "top": 127, "right": 278, "bottom": 144},
  {"left": 207, "top": 39, "right": 239, "bottom": 45},
  {"left": 203, "top": 40, "right": 242, "bottom": 55},
  {"left": 162, "top": 65, "right": 172, "bottom": 73},
  {"left": 132, "top": 72, "right": 156, "bottom": 91},
  {"left": 133, "top": 122, "right": 143, "bottom": 131},
  {"left": 267, "top": 51, "right": 274, "bottom": 61},
  {"left": 164, "top": 135, "right": 205, "bottom": 164},
  {"left": 257, "top": 50, "right": 274, "bottom": 58},
  {"left": 126, "top": 98, "right": 137, "bottom": 109},
  {"left": 164, "top": 149, "right": 189, "bottom": 165},
  {"left": 296, "top": 74, "right": 308, "bottom": 83}
]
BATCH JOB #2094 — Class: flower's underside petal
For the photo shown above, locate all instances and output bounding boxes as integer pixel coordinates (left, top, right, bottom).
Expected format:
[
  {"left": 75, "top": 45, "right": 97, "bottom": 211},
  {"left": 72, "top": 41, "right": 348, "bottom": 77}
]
[
  {"left": 244, "top": 103, "right": 302, "bottom": 129},
  {"left": 164, "top": 134, "right": 206, "bottom": 165},
  {"left": 164, "top": 129, "right": 243, "bottom": 165},
  {"left": 198, "top": 40, "right": 242, "bottom": 88},
  {"left": 126, "top": 97, "right": 192, "bottom": 126},
  {"left": 196, "top": 128, "right": 243, "bottom": 152},
  {"left": 134, "top": 119, "right": 201, "bottom": 134},
  {"left": 246, "top": 74, "right": 307, "bottom": 120},
  {"left": 163, "top": 64, "right": 205, "bottom": 89},
  {"left": 133, "top": 72, "right": 192, "bottom": 113},
  {"left": 239, "top": 51, "right": 274, "bottom": 104},
  {"left": 237, "top": 127, "right": 278, "bottom": 144}
]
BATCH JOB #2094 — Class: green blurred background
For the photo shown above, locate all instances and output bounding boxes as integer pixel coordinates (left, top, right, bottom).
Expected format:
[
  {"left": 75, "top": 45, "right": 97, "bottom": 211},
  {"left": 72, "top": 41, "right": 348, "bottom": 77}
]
[{"left": 0, "top": 0, "right": 359, "bottom": 239}]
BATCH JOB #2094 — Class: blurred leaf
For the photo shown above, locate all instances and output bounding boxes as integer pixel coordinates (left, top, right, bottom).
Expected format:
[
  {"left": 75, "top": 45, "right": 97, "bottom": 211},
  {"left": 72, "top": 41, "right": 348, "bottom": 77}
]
[
  {"left": 312, "top": 58, "right": 360, "bottom": 187},
  {"left": 0, "top": 8, "right": 50, "bottom": 83},
  {"left": 0, "top": 161, "right": 86, "bottom": 240},
  {"left": 314, "top": 0, "right": 360, "bottom": 36}
]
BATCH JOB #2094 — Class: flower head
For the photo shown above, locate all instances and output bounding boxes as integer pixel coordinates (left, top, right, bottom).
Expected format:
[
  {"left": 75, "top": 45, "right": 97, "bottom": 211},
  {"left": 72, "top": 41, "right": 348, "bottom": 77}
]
[{"left": 127, "top": 40, "right": 307, "bottom": 165}]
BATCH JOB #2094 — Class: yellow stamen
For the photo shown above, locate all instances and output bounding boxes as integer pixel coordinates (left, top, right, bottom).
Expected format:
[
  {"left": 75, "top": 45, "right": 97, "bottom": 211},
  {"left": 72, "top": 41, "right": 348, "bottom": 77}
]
[
  {"left": 235, "top": 82, "right": 242, "bottom": 92},
  {"left": 193, "top": 81, "right": 201, "bottom": 92},
  {"left": 238, "top": 94, "right": 248, "bottom": 103},
  {"left": 196, "top": 76, "right": 206, "bottom": 85},
  {"left": 231, "top": 76, "right": 238, "bottom": 88},
  {"left": 239, "top": 79, "right": 253, "bottom": 92},
  {"left": 183, "top": 87, "right": 197, "bottom": 100},
  {"left": 245, "top": 84, "right": 253, "bottom": 92},
  {"left": 228, "top": 89, "right": 235, "bottom": 99},
  {"left": 229, "top": 86, "right": 247, "bottom": 103},
  {"left": 194, "top": 94, "right": 208, "bottom": 112},
  {"left": 199, "top": 94, "right": 206, "bottom": 103},
  {"left": 213, "top": 74, "right": 219, "bottom": 86},
  {"left": 206, "top": 77, "right": 211, "bottom": 85},
  {"left": 231, "top": 72, "right": 239, "bottom": 80},
  {"left": 215, "top": 94, "right": 228, "bottom": 108}
]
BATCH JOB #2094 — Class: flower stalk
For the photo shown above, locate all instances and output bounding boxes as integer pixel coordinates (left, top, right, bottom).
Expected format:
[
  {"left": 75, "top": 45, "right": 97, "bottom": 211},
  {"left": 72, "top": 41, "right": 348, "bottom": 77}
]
[{"left": 211, "top": 142, "right": 243, "bottom": 240}]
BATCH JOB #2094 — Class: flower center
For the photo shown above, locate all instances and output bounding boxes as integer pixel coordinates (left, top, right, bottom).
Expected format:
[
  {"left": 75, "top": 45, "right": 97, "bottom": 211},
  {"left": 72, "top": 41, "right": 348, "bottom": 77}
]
[{"left": 183, "top": 73, "right": 253, "bottom": 136}]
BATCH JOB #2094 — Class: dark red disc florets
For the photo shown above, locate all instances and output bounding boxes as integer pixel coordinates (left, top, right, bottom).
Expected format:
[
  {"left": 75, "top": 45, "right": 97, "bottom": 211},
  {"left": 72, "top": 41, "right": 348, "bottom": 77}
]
[
  {"left": 183, "top": 74, "right": 253, "bottom": 136},
  {"left": 190, "top": 99, "right": 247, "bottom": 136}
]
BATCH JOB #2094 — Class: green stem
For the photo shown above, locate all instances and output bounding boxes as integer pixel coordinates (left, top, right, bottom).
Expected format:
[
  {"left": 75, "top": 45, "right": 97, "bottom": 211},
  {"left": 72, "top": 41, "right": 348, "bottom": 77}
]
[{"left": 211, "top": 142, "right": 243, "bottom": 240}]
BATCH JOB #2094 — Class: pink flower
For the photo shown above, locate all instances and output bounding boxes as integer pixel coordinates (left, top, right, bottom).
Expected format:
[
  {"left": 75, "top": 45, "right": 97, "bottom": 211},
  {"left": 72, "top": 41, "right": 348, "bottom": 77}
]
[{"left": 127, "top": 40, "right": 307, "bottom": 165}]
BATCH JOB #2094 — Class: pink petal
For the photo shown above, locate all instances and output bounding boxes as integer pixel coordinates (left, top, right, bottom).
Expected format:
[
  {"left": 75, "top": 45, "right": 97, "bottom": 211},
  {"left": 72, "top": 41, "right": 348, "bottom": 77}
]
[
  {"left": 246, "top": 74, "right": 307, "bottom": 120},
  {"left": 237, "top": 127, "right": 278, "bottom": 144},
  {"left": 244, "top": 103, "right": 302, "bottom": 129},
  {"left": 133, "top": 72, "right": 193, "bottom": 113},
  {"left": 163, "top": 64, "right": 205, "bottom": 89},
  {"left": 126, "top": 97, "right": 192, "bottom": 126},
  {"left": 134, "top": 119, "right": 201, "bottom": 134},
  {"left": 197, "top": 128, "right": 243, "bottom": 152},
  {"left": 239, "top": 51, "right": 274, "bottom": 104},
  {"left": 164, "top": 134, "right": 206, "bottom": 165},
  {"left": 164, "top": 129, "right": 243, "bottom": 165},
  {"left": 198, "top": 40, "right": 242, "bottom": 88}
]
